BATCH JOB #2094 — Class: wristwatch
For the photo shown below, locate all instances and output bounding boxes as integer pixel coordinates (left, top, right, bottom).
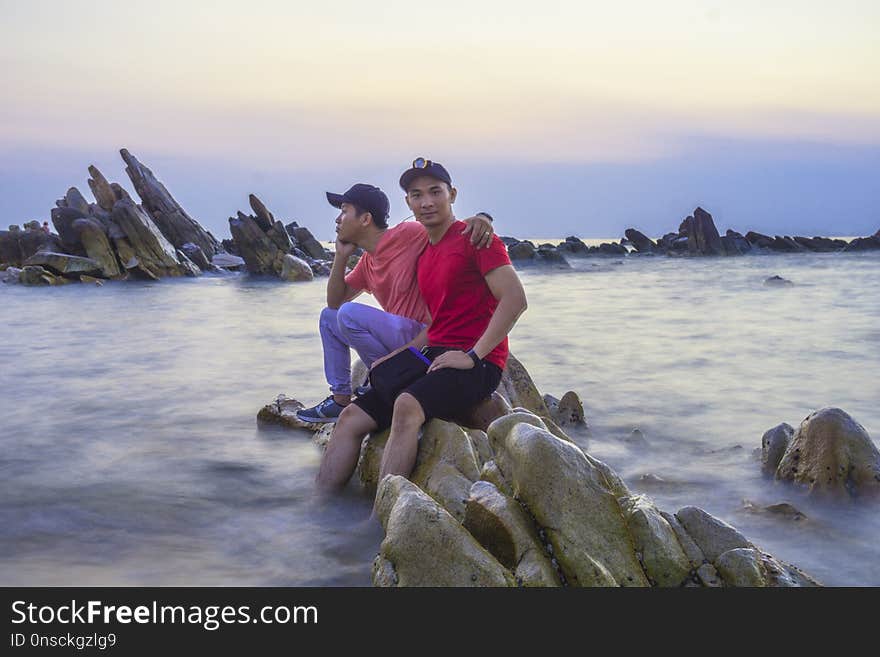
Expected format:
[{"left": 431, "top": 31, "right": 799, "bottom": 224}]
[
  {"left": 466, "top": 349, "right": 482, "bottom": 367},
  {"left": 476, "top": 212, "right": 493, "bottom": 222}
]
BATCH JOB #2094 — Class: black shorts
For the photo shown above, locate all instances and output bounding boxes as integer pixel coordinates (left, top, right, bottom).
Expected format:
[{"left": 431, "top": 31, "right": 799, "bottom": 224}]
[{"left": 353, "top": 347, "right": 503, "bottom": 431}]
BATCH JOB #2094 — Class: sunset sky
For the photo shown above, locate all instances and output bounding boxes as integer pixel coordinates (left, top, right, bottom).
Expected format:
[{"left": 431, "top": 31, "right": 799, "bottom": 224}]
[{"left": 1, "top": 0, "right": 878, "bottom": 238}]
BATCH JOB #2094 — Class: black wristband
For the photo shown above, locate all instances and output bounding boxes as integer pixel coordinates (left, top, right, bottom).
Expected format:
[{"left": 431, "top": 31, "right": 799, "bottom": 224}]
[
  {"left": 466, "top": 349, "right": 481, "bottom": 367},
  {"left": 476, "top": 211, "right": 493, "bottom": 222}
]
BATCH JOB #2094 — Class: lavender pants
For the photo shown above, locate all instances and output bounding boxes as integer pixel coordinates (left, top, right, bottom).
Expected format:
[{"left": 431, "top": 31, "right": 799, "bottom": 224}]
[{"left": 319, "top": 302, "right": 426, "bottom": 396}]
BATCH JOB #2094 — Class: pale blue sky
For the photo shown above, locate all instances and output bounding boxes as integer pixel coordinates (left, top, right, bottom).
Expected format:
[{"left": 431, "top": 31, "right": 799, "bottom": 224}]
[{"left": 1, "top": 1, "right": 878, "bottom": 238}]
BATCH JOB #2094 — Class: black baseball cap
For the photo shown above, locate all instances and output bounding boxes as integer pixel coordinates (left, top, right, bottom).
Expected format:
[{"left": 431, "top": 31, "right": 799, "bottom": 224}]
[
  {"left": 325, "top": 183, "right": 390, "bottom": 221},
  {"left": 399, "top": 157, "right": 452, "bottom": 191}
]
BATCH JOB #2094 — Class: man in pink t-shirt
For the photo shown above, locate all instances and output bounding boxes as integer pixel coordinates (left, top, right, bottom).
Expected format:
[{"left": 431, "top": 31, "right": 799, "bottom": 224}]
[{"left": 296, "top": 183, "right": 494, "bottom": 423}]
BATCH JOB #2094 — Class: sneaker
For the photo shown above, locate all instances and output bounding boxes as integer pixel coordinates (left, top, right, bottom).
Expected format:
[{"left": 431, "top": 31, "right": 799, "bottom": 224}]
[
  {"left": 354, "top": 383, "right": 372, "bottom": 397},
  {"left": 296, "top": 396, "right": 347, "bottom": 423}
]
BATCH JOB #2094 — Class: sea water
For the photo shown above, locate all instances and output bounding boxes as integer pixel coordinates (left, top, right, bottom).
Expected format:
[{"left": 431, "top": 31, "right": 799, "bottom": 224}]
[{"left": 1, "top": 249, "right": 878, "bottom": 586}]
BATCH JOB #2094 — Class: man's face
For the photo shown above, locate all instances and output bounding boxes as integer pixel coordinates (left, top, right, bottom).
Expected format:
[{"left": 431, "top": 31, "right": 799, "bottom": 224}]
[
  {"left": 405, "top": 176, "right": 456, "bottom": 227},
  {"left": 335, "top": 202, "right": 368, "bottom": 243}
]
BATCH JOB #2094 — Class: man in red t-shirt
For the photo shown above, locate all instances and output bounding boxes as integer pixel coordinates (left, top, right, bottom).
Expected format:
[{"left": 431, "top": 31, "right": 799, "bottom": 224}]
[
  {"left": 296, "top": 184, "right": 495, "bottom": 423},
  {"left": 317, "top": 159, "right": 527, "bottom": 498}
]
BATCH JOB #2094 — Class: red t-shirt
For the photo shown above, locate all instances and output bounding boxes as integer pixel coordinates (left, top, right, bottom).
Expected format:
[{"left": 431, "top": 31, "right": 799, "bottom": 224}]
[
  {"left": 417, "top": 220, "right": 513, "bottom": 369},
  {"left": 344, "top": 221, "right": 431, "bottom": 324}
]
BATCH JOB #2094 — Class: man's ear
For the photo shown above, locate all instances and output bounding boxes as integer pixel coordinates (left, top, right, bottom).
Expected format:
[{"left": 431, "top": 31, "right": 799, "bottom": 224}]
[
  {"left": 449, "top": 186, "right": 457, "bottom": 203},
  {"left": 361, "top": 211, "right": 373, "bottom": 227}
]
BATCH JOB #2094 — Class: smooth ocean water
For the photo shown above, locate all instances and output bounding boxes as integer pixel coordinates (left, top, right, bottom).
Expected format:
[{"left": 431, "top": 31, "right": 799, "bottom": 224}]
[{"left": 1, "top": 249, "right": 878, "bottom": 586}]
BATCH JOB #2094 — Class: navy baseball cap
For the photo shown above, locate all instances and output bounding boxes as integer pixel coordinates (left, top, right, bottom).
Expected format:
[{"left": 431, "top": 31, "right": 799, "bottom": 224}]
[
  {"left": 326, "top": 183, "right": 390, "bottom": 221},
  {"left": 399, "top": 157, "right": 452, "bottom": 191}
]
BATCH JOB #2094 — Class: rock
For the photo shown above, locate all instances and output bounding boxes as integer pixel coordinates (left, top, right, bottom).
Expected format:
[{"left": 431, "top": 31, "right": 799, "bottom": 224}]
[
  {"left": 280, "top": 254, "right": 314, "bottom": 282},
  {"left": 556, "top": 236, "right": 588, "bottom": 256},
  {"left": 543, "top": 391, "right": 585, "bottom": 427},
  {"left": 621, "top": 495, "right": 692, "bottom": 587},
  {"left": 23, "top": 251, "right": 101, "bottom": 277},
  {"left": 373, "top": 475, "right": 515, "bottom": 586},
  {"left": 79, "top": 275, "right": 104, "bottom": 286},
  {"left": 23, "top": 220, "right": 41, "bottom": 231},
  {"left": 19, "top": 265, "right": 66, "bottom": 286},
  {"left": 229, "top": 212, "right": 284, "bottom": 275},
  {"left": 715, "top": 548, "right": 767, "bottom": 587},
  {"left": 256, "top": 394, "right": 323, "bottom": 432},
  {"left": 764, "top": 275, "right": 794, "bottom": 287},
  {"left": 211, "top": 253, "right": 246, "bottom": 269},
  {"left": 14, "top": 224, "right": 67, "bottom": 262},
  {"left": 455, "top": 391, "right": 511, "bottom": 431},
  {"left": 72, "top": 217, "right": 123, "bottom": 278},
  {"left": 741, "top": 500, "right": 807, "bottom": 522},
  {"left": 1, "top": 266, "right": 23, "bottom": 284},
  {"left": 465, "top": 429, "right": 493, "bottom": 469},
  {"left": 111, "top": 199, "right": 191, "bottom": 278},
  {"left": 595, "top": 242, "right": 628, "bottom": 255},
  {"left": 86, "top": 166, "right": 118, "bottom": 213},
  {"left": 120, "top": 148, "right": 219, "bottom": 257},
  {"left": 675, "top": 506, "right": 751, "bottom": 562},
  {"left": 180, "top": 243, "right": 212, "bottom": 271},
  {"left": 58, "top": 187, "right": 92, "bottom": 216},
  {"left": 488, "top": 416, "right": 648, "bottom": 586},
  {"left": 497, "top": 353, "right": 551, "bottom": 419},
  {"left": 479, "top": 460, "right": 514, "bottom": 497},
  {"left": 409, "top": 419, "right": 482, "bottom": 521},
  {"left": 624, "top": 228, "right": 656, "bottom": 253},
  {"left": 356, "top": 429, "right": 390, "bottom": 490},
  {"left": 534, "top": 247, "right": 572, "bottom": 269},
  {"left": 843, "top": 235, "right": 880, "bottom": 251},
  {"left": 463, "top": 481, "right": 560, "bottom": 586},
  {"left": 507, "top": 241, "right": 536, "bottom": 261},
  {"left": 623, "top": 428, "right": 650, "bottom": 448},
  {"left": 0, "top": 230, "right": 24, "bottom": 267},
  {"left": 761, "top": 422, "right": 793, "bottom": 475},
  {"left": 248, "top": 194, "right": 275, "bottom": 232},
  {"left": 291, "top": 226, "right": 330, "bottom": 260},
  {"left": 770, "top": 236, "right": 808, "bottom": 253},
  {"left": 312, "top": 423, "right": 334, "bottom": 449},
  {"left": 660, "top": 511, "right": 705, "bottom": 570},
  {"left": 686, "top": 207, "right": 725, "bottom": 256},
  {"left": 696, "top": 563, "right": 722, "bottom": 587},
  {"left": 720, "top": 234, "right": 749, "bottom": 256},
  {"left": 774, "top": 407, "right": 880, "bottom": 499},
  {"left": 175, "top": 249, "right": 202, "bottom": 277},
  {"left": 745, "top": 231, "right": 775, "bottom": 249}
]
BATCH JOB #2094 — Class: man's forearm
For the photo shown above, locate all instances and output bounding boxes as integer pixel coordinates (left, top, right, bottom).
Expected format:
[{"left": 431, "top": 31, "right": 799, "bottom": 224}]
[
  {"left": 326, "top": 254, "right": 349, "bottom": 308},
  {"left": 472, "top": 294, "right": 527, "bottom": 360}
]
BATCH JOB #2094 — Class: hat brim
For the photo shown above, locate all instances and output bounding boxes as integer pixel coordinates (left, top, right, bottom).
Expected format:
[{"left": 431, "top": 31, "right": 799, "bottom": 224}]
[
  {"left": 325, "top": 192, "right": 346, "bottom": 208},
  {"left": 399, "top": 169, "right": 451, "bottom": 191}
]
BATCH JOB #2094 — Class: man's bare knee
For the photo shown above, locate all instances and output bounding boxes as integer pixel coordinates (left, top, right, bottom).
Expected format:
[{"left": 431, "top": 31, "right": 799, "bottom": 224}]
[{"left": 393, "top": 393, "right": 425, "bottom": 426}]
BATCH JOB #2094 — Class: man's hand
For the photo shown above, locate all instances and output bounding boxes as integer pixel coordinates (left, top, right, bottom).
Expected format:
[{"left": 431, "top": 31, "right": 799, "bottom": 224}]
[
  {"left": 335, "top": 238, "right": 356, "bottom": 260},
  {"left": 427, "top": 350, "right": 474, "bottom": 373},
  {"left": 460, "top": 215, "right": 494, "bottom": 249}
]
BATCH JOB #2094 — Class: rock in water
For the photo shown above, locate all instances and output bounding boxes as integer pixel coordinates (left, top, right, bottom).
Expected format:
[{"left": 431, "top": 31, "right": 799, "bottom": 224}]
[
  {"left": 686, "top": 207, "right": 725, "bottom": 256},
  {"left": 774, "top": 407, "right": 880, "bottom": 499},
  {"left": 23, "top": 251, "right": 101, "bottom": 277},
  {"left": 488, "top": 417, "right": 648, "bottom": 586},
  {"left": 373, "top": 475, "right": 516, "bottom": 587},
  {"left": 229, "top": 212, "right": 283, "bottom": 275},
  {"left": 624, "top": 228, "right": 656, "bottom": 253},
  {"left": 73, "top": 217, "right": 123, "bottom": 278},
  {"left": 120, "top": 149, "right": 220, "bottom": 257},
  {"left": 764, "top": 275, "right": 794, "bottom": 287},
  {"left": 110, "top": 199, "right": 190, "bottom": 278},
  {"left": 761, "top": 423, "right": 793, "bottom": 475},
  {"left": 280, "top": 254, "right": 314, "bottom": 282},
  {"left": 463, "top": 480, "right": 561, "bottom": 586}
]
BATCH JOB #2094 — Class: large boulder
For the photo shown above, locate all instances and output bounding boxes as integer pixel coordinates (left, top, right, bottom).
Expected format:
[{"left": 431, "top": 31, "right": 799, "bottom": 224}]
[
  {"left": 674, "top": 506, "right": 750, "bottom": 562},
  {"left": 280, "top": 254, "right": 314, "bottom": 282},
  {"left": 229, "top": 212, "right": 282, "bottom": 275},
  {"left": 463, "top": 481, "right": 561, "bottom": 586},
  {"left": 409, "top": 420, "right": 482, "bottom": 521},
  {"left": 621, "top": 495, "right": 692, "bottom": 587},
  {"left": 291, "top": 226, "right": 330, "bottom": 260},
  {"left": 543, "top": 391, "right": 586, "bottom": 427},
  {"left": 23, "top": 251, "right": 102, "bottom": 277},
  {"left": 488, "top": 417, "right": 648, "bottom": 586},
  {"left": 624, "top": 228, "right": 656, "bottom": 253},
  {"left": 686, "top": 207, "right": 725, "bottom": 256},
  {"left": 256, "top": 394, "right": 324, "bottom": 432},
  {"left": 372, "top": 475, "right": 515, "bottom": 587},
  {"left": 844, "top": 235, "right": 880, "bottom": 252},
  {"left": 761, "top": 422, "right": 793, "bottom": 475},
  {"left": 773, "top": 408, "right": 880, "bottom": 499},
  {"left": 73, "top": 217, "right": 123, "bottom": 278},
  {"left": 120, "top": 149, "right": 220, "bottom": 257},
  {"left": 111, "top": 199, "right": 191, "bottom": 278}
]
